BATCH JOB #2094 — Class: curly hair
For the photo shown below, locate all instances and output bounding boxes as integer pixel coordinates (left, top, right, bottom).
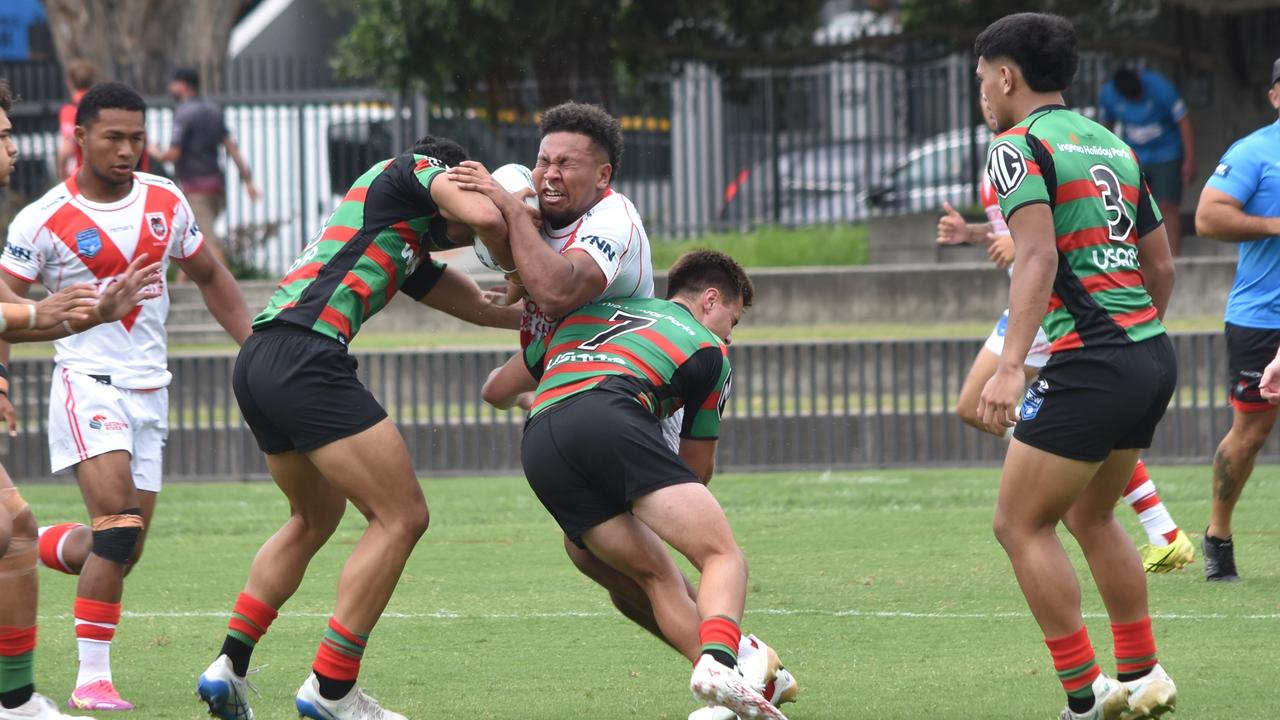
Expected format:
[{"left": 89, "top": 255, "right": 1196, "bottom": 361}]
[
  {"left": 539, "top": 101, "right": 623, "bottom": 174},
  {"left": 0, "top": 79, "right": 13, "bottom": 114},
  {"left": 974, "top": 13, "right": 1077, "bottom": 93},
  {"left": 666, "top": 250, "right": 754, "bottom": 309},
  {"left": 410, "top": 134, "right": 469, "bottom": 167},
  {"left": 75, "top": 81, "right": 146, "bottom": 127}
]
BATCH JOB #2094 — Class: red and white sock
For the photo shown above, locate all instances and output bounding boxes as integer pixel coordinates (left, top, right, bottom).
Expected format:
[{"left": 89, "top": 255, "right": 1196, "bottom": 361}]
[
  {"left": 37, "top": 523, "right": 82, "bottom": 575},
  {"left": 1121, "top": 460, "right": 1179, "bottom": 546},
  {"left": 73, "top": 597, "right": 119, "bottom": 687}
]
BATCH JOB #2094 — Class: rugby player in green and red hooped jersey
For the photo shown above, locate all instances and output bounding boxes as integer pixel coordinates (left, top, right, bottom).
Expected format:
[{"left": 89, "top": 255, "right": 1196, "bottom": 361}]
[
  {"left": 195, "top": 135, "right": 523, "bottom": 720},
  {"left": 973, "top": 13, "right": 1179, "bottom": 720},
  {"left": 520, "top": 250, "right": 786, "bottom": 720}
]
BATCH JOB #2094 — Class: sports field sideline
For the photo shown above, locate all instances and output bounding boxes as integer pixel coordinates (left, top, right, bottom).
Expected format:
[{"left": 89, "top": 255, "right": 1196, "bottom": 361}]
[{"left": 22, "top": 465, "right": 1279, "bottom": 719}]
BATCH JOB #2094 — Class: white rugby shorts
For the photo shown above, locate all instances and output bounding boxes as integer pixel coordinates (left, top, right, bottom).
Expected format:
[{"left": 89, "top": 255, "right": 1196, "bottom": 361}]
[{"left": 984, "top": 309, "right": 1053, "bottom": 369}]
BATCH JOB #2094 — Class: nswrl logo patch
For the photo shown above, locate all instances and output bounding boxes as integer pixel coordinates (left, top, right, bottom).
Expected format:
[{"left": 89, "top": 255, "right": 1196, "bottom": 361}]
[{"left": 987, "top": 142, "right": 1028, "bottom": 197}]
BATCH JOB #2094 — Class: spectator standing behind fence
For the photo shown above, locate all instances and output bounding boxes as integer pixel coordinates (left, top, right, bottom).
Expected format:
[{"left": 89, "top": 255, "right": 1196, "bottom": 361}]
[
  {"left": 1098, "top": 67, "right": 1196, "bottom": 256},
  {"left": 150, "top": 67, "right": 260, "bottom": 276},
  {"left": 55, "top": 59, "right": 95, "bottom": 181}
]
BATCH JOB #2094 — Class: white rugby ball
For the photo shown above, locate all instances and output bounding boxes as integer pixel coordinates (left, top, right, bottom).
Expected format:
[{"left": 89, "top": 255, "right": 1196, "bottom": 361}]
[{"left": 473, "top": 164, "right": 538, "bottom": 274}]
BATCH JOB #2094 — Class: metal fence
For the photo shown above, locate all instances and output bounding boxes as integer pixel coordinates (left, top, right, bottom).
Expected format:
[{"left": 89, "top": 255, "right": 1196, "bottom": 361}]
[
  {"left": 2, "top": 49, "right": 1168, "bottom": 276},
  {"left": 0, "top": 332, "right": 1253, "bottom": 483}
]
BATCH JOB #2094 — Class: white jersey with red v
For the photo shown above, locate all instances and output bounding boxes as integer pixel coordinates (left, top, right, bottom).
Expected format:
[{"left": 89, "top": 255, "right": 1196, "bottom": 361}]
[{"left": 0, "top": 172, "right": 204, "bottom": 389}]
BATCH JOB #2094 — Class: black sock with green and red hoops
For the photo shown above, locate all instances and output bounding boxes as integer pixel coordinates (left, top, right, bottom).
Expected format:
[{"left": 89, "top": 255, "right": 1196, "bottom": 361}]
[
  {"left": 698, "top": 615, "right": 741, "bottom": 669},
  {"left": 1046, "top": 626, "right": 1101, "bottom": 714},
  {"left": 313, "top": 617, "right": 369, "bottom": 701},
  {"left": 220, "top": 592, "right": 279, "bottom": 677}
]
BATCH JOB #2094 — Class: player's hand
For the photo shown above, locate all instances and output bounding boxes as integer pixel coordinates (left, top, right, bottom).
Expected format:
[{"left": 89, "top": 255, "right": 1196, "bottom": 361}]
[
  {"left": 1181, "top": 156, "right": 1196, "bottom": 186},
  {"left": 96, "top": 254, "right": 165, "bottom": 323},
  {"left": 245, "top": 180, "right": 263, "bottom": 202},
  {"left": 1260, "top": 349, "right": 1280, "bottom": 403},
  {"left": 977, "top": 365, "right": 1025, "bottom": 434},
  {"left": 447, "top": 161, "right": 519, "bottom": 210},
  {"left": 0, "top": 394, "right": 16, "bottom": 437},
  {"left": 515, "top": 391, "right": 534, "bottom": 412},
  {"left": 30, "top": 284, "right": 97, "bottom": 329},
  {"left": 987, "top": 232, "right": 1015, "bottom": 269},
  {"left": 514, "top": 187, "right": 543, "bottom": 229},
  {"left": 936, "top": 201, "right": 969, "bottom": 245}
]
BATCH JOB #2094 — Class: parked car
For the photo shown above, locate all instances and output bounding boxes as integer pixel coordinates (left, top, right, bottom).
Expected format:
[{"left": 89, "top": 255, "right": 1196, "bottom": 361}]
[{"left": 863, "top": 126, "right": 993, "bottom": 214}]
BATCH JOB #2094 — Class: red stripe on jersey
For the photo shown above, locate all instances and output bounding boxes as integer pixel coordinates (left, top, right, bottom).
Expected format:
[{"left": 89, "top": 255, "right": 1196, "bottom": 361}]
[
  {"left": 635, "top": 328, "right": 688, "bottom": 365},
  {"left": 1049, "top": 332, "right": 1084, "bottom": 353},
  {"left": 277, "top": 262, "right": 324, "bottom": 288},
  {"left": 318, "top": 305, "right": 352, "bottom": 338},
  {"left": 344, "top": 186, "right": 369, "bottom": 204},
  {"left": 414, "top": 158, "right": 438, "bottom": 173},
  {"left": 1056, "top": 179, "right": 1098, "bottom": 204},
  {"left": 341, "top": 271, "right": 373, "bottom": 314},
  {"left": 1113, "top": 305, "right": 1158, "bottom": 328},
  {"left": 322, "top": 225, "right": 358, "bottom": 243},
  {"left": 44, "top": 203, "right": 145, "bottom": 330},
  {"left": 996, "top": 127, "right": 1029, "bottom": 138},
  {"left": 543, "top": 360, "right": 641, "bottom": 383},
  {"left": 532, "top": 376, "right": 599, "bottom": 408},
  {"left": 390, "top": 221, "right": 421, "bottom": 255},
  {"left": 592, "top": 344, "right": 664, "bottom": 385},
  {"left": 1081, "top": 269, "right": 1145, "bottom": 295},
  {"left": 1039, "top": 138, "right": 1054, "bottom": 155},
  {"left": 1121, "top": 183, "right": 1139, "bottom": 206},
  {"left": 1057, "top": 227, "right": 1112, "bottom": 253},
  {"left": 363, "top": 242, "right": 399, "bottom": 305}
]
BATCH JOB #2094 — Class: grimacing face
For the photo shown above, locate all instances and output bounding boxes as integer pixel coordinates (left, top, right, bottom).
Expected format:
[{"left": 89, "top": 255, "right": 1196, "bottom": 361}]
[
  {"left": 532, "top": 131, "right": 611, "bottom": 227},
  {"left": 77, "top": 107, "right": 145, "bottom": 187},
  {"left": 0, "top": 108, "right": 16, "bottom": 188}
]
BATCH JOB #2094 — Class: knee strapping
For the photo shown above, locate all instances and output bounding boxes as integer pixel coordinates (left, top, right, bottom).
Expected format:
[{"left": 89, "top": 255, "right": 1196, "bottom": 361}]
[
  {"left": 0, "top": 487, "right": 27, "bottom": 518},
  {"left": 0, "top": 536, "right": 36, "bottom": 578},
  {"left": 91, "top": 508, "right": 144, "bottom": 564}
]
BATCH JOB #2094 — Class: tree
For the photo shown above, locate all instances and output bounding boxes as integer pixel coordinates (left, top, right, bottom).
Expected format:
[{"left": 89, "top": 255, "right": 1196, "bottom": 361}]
[
  {"left": 43, "top": 0, "right": 253, "bottom": 94},
  {"left": 330, "top": 0, "right": 826, "bottom": 110}
]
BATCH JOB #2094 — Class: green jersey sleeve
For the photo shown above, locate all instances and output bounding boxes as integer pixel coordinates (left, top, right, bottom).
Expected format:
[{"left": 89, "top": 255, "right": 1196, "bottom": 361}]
[
  {"left": 675, "top": 346, "right": 732, "bottom": 440},
  {"left": 986, "top": 133, "right": 1050, "bottom": 221}
]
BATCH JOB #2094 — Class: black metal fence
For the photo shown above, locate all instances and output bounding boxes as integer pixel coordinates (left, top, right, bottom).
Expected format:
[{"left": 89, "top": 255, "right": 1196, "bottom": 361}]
[
  {"left": 0, "top": 332, "right": 1253, "bottom": 483},
  {"left": 2, "top": 49, "right": 1169, "bottom": 275}
]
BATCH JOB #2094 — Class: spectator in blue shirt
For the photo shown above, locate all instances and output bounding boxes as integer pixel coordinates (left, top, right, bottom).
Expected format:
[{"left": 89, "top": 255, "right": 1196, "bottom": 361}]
[
  {"left": 1100, "top": 68, "right": 1196, "bottom": 255},
  {"left": 1194, "top": 56, "right": 1280, "bottom": 584}
]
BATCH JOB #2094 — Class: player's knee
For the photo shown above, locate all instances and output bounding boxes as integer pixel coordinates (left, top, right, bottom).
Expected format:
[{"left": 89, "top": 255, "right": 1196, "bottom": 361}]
[
  {"left": 10, "top": 506, "right": 36, "bottom": 541},
  {"left": 1234, "top": 422, "right": 1273, "bottom": 455},
  {"left": 90, "top": 508, "right": 144, "bottom": 565},
  {"left": 383, "top": 503, "right": 430, "bottom": 542}
]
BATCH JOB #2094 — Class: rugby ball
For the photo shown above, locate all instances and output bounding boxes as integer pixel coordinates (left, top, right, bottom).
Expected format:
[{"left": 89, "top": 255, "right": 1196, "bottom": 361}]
[{"left": 473, "top": 164, "right": 539, "bottom": 273}]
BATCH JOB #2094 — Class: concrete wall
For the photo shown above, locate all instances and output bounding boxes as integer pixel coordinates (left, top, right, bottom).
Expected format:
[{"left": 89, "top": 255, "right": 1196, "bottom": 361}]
[{"left": 167, "top": 256, "right": 1239, "bottom": 344}]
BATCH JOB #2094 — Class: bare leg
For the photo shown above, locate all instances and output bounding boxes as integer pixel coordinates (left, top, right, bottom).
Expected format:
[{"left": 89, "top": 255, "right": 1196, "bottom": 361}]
[
  {"left": 1064, "top": 450, "right": 1149, "bottom": 624},
  {"left": 1208, "top": 407, "right": 1276, "bottom": 538}
]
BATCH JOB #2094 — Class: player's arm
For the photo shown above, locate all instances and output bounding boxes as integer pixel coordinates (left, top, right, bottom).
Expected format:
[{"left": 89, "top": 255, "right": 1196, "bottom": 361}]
[
  {"left": 419, "top": 264, "right": 522, "bottom": 330},
  {"left": 175, "top": 247, "right": 251, "bottom": 345},
  {"left": 936, "top": 201, "right": 994, "bottom": 245},
  {"left": 675, "top": 346, "right": 732, "bottom": 484},
  {"left": 1135, "top": 177, "right": 1174, "bottom": 320},
  {"left": 0, "top": 255, "right": 164, "bottom": 343},
  {"left": 1177, "top": 115, "right": 1196, "bottom": 185},
  {"left": 482, "top": 352, "right": 538, "bottom": 410},
  {"left": 1195, "top": 188, "right": 1280, "bottom": 241},
  {"left": 223, "top": 135, "right": 261, "bottom": 201},
  {"left": 427, "top": 167, "right": 513, "bottom": 271}
]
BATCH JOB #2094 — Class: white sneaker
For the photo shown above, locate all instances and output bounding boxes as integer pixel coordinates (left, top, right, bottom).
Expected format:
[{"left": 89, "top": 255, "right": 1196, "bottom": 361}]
[
  {"left": 196, "top": 655, "right": 256, "bottom": 720},
  {"left": 295, "top": 674, "right": 405, "bottom": 720},
  {"left": 1121, "top": 664, "right": 1176, "bottom": 719},
  {"left": 689, "top": 655, "right": 787, "bottom": 720},
  {"left": 1058, "top": 674, "right": 1130, "bottom": 720},
  {"left": 0, "top": 693, "right": 90, "bottom": 720}
]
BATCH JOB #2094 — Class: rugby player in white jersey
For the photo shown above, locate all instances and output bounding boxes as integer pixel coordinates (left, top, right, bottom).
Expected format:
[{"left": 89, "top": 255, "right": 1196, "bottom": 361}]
[
  {"left": 0, "top": 82, "right": 250, "bottom": 711},
  {"left": 454, "top": 102, "right": 796, "bottom": 719}
]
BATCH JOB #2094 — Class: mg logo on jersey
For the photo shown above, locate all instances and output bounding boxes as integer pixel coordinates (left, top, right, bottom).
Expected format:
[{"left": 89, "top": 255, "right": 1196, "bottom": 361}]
[
  {"left": 74, "top": 228, "right": 102, "bottom": 259},
  {"left": 987, "top": 142, "right": 1028, "bottom": 197},
  {"left": 145, "top": 212, "right": 169, "bottom": 241}
]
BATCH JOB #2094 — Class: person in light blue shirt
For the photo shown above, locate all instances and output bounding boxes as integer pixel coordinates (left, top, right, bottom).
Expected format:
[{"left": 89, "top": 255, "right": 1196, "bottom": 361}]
[
  {"left": 1194, "top": 56, "right": 1280, "bottom": 583},
  {"left": 1100, "top": 68, "right": 1196, "bottom": 254}
]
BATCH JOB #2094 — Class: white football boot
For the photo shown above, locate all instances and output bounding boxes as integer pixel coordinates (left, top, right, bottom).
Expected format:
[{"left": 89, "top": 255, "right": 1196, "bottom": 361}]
[
  {"left": 0, "top": 693, "right": 90, "bottom": 720},
  {"left": 690, "top": 655, "right": 788, "bottom": 720},
  {"left": 295, "top": 674, "right": 405, "bottom": 720},
  {"left": 1058, "top": 674, "right": 1130, "bottom": 720},
  {"left": 689, "top": 635, "right": 798, "bottom": 720},
  {"left": 196, "top": 654, "right": 256, "bottom": 720},
  {"left": 1121, "top": 664, "right": 1176, "bottom": 719}
]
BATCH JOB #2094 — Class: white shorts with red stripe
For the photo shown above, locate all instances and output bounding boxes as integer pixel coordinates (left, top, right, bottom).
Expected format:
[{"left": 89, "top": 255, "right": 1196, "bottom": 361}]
[{"left": 48, "top": 365, "right": 168, "bottom": 492}]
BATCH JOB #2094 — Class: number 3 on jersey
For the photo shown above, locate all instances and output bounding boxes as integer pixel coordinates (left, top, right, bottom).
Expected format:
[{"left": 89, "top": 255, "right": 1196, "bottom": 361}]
[
  {"left": 1090, "top": 164, "right": 1134, "bottom": 241},
  {"left": 578, "top": 311, "right": 656, "bottom": 350}
]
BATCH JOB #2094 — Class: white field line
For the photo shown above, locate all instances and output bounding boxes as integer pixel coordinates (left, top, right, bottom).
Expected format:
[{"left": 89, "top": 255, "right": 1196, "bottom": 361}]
[{"left": 37, "top": 608, "right": 1280, "bottom": 622}]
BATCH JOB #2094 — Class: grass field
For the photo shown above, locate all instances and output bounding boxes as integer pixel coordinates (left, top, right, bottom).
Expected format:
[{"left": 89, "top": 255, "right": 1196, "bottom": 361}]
[{"left": 22, "top": 465, "right": 1279, "bottom": 719}]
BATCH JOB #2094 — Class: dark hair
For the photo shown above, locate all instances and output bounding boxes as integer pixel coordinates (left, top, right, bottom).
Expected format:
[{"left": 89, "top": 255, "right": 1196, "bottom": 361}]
[
  {"left": 410, "top": 134, "right": 468, "bottom": 167},
  {"left": 171, "top": 66, "right": 200, "bottom": 92},
  {"left": 0, "top": 79, "right": 13, "bottom": 114},
  {"left": 974, "top": 13, "right": 1078, "bottom": 93},
  {"left": 666, "top": 250, "right": 754, "bottom": 309},
  {"left": 75, "top": 81, "right": 146, "bottom": 127},
  {"left": 1113, "top": 68, "right": 1143, "bottom": 100},
  {"left": 66, "top": 60, "right": 96, "bottom": 91},
  {"left": 539, "top": 101, "right": 623, "bottom": 175}
]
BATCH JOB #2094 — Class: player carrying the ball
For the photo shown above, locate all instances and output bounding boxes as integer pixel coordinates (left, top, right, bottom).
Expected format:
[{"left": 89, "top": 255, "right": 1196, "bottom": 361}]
[
  {"left": 195, "top": 135, "right": 521, "bottom": 720},
  {"left": 974, "top": 13, "right": 1179, "bottom": 720}
]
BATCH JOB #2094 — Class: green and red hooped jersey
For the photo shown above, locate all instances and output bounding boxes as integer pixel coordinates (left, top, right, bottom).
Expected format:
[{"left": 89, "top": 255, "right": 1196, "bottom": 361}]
[
  {"left": 253, "top": 153, "right": 449, "bottom": 344},
  {"left": 986, "top": 106, "right": 1166, "bottom": 352},
  {"left": 525, "top": 297, "right": 732, "bottom": 440}
]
